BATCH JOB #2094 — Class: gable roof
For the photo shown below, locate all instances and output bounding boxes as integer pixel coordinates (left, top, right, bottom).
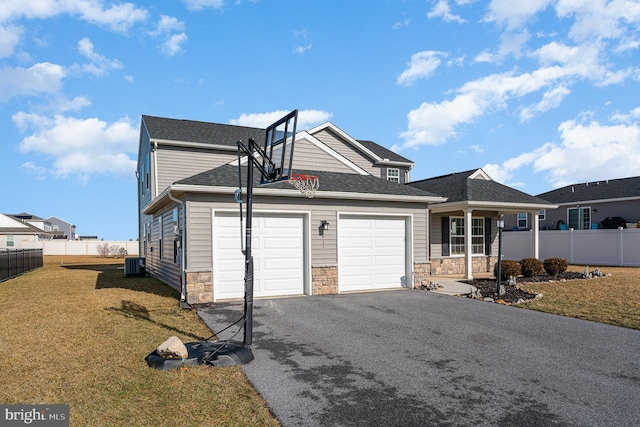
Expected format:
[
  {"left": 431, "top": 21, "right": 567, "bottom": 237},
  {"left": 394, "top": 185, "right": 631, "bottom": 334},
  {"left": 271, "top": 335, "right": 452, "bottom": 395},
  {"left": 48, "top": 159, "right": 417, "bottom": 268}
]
[
  {"left": 357, "top": 140, "right": 413, "bottom": 165},
  {"left": 537, "top": 176, "right": 640, "bottom": 204},
  {"left": 407, "top": 169, "right": 553, "bottom": 212},
  {"left": 143, "top": 165, "right": 446, "bottom": 214},
  {"left": 178, "top": 165, "right": 441, "bottom": 198},
  {"left": 0, "top": 213, "right": 52, "bottom": 235},
  {"left": 142, "top": 115, "right": 265, "bottom": 147}
]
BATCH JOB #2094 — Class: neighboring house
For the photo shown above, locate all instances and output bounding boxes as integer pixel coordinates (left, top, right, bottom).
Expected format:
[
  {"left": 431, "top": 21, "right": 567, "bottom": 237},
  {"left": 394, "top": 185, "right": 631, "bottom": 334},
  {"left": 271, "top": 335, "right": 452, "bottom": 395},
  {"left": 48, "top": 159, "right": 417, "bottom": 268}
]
[
  {"left": 507, "top": 176, "right": 640, "bottom": 230},
  {"left": 138, "top": 115, "right": 443, "bottom": 305},
  {"left": 406, "top": 169, "right": 555, "bottom": 278},
  {"left": 9, "top": 213, "right": 52, "bottom": 232},
  {"left": 46, "top": 216, "right": 77, "bottom": 240},
  {"left": 0, "top": 213, "right": 54, "bottom": 248}
]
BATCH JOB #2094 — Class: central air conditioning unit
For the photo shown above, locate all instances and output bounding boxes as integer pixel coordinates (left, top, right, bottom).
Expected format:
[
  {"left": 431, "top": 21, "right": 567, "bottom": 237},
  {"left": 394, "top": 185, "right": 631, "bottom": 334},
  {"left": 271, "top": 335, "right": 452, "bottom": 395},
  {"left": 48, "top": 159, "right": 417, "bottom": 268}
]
[{"left": 124, "top": 257, "right": 146, "bottom": 277}]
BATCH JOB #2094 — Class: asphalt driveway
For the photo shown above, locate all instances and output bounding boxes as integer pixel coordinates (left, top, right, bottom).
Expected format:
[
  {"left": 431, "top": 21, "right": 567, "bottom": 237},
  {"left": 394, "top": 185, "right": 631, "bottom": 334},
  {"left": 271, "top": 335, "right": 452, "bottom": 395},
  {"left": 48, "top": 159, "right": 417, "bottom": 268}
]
[{"left": 198, "top": 290, "right": 640, "bottom": 426}]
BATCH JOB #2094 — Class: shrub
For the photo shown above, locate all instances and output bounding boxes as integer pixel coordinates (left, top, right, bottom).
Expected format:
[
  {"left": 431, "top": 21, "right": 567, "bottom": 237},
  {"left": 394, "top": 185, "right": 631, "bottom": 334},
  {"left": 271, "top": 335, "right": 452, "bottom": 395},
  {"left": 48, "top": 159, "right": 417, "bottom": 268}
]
[
  {"left": 493, "top": 260, "right": 522, "bottom": 281},
  {"left": 543, "top": 257, "right": 568, "bottom": 275},
  {"left": 520, "top": 258, "right": 544, "bottom": 277}
]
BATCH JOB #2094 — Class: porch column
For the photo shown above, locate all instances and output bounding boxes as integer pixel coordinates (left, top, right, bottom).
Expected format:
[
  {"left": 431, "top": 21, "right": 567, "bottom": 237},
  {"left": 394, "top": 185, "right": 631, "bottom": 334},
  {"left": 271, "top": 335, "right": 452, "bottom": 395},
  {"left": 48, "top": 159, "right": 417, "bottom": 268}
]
[
  {"left": 532, "top": 211, "right": 540, "bottom": 259},
  {"left": 464, "top": 208, "right": 473, "bottom": 279}
]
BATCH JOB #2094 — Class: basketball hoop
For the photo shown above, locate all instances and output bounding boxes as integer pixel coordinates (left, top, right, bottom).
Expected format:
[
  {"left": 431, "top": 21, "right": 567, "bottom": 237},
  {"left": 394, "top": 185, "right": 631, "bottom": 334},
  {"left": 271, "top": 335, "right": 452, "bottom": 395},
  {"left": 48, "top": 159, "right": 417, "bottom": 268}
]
[{"left": 288, "top": 173, "right": 319, "bottom": 198}]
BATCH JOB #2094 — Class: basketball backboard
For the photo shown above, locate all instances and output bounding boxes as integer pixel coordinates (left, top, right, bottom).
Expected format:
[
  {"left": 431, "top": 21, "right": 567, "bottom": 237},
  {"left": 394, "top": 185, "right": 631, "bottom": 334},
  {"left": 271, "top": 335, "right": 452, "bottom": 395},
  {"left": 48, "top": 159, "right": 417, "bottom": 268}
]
[{"left": 260, "top": 110, "right": 298, "bottom": 184}]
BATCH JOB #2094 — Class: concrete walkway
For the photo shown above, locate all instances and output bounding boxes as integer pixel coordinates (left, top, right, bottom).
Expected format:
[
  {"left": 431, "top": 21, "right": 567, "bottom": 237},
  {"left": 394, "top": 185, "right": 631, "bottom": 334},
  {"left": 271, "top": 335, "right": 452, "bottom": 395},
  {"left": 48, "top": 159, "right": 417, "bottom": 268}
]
[{"left": 428, "top": 274, "right": 492, "bottom": 296}]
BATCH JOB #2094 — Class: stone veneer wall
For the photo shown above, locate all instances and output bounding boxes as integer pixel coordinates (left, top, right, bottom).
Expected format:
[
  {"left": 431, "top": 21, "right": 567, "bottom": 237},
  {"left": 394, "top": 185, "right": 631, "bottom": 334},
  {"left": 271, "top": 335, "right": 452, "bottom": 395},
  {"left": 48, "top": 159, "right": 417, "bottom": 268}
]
[
  {"left": 413, "top": 262, "right": 431, "bottom": 288},
  {"left": 312, "top": 266, "right": 338, "bottom": 295},
  {"left": 185, "top": 271, "right": 213, "bottom": 304},
  {"left": 430, "top": 256, "right": 497, "bottom": 276}
]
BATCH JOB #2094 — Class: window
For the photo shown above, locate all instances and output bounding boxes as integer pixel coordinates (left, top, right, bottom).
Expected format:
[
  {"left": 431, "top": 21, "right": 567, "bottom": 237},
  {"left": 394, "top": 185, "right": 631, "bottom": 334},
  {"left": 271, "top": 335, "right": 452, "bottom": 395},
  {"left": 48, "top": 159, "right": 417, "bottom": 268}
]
[
  {"left": 173, "top": 208, "right": 180, "bottom": 264},
  {"left": 517, "top": 213, "right": 528, "bottom": 229},
  {"left": 145, "top": 153, "right": 150, "bottom": 190},
  {"left": 387, "top": 168, "right": 400, "bottom": 183},
  {"left": 158, "top": 216, "right": 163, "bottom": 260},
  {"left": 538, "top": 209, "right": 546, "bottom": 220},
  {"left": 6, "top": 236, "right": 14, "bottom": 247},
  {"left": 568, "top": 207, "right": 590, "bottom": 230},
  {"left": 449, "top": 217, "right": 485, "bottom": 255}
]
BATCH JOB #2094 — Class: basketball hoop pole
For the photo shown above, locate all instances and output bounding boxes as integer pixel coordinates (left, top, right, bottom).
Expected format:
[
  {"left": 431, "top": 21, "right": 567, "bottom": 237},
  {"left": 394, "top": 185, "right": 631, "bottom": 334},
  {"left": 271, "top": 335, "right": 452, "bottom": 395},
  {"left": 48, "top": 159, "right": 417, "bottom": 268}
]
[{"left": 236, "top": 138, "right": 277, "bottom": 348}]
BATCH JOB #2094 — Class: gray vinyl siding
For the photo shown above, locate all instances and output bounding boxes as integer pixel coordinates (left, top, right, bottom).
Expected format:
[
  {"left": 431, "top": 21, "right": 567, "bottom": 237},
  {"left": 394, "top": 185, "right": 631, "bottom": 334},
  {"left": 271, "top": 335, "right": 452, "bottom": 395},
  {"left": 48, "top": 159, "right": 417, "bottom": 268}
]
[
  {"left": 430, "top": 211, "right": 498, "bottom": 259},
  {"left": 182, "top": 194, "right": 428, "bottom": 272},
  {"left": 292, "top": 138, "right": 359, "bottom": 174},
  {"left": 313, "top": 129, "right": 378, "bottom": 175},
  {"left": 145, "top": 208, "right": 181, "bottom": 291},
  {"left": 138, "top": 127, "right": 154, "bottom": 255},
  {"left": 186, "top": 201, "right": 213, "bottom": 270},
  {"left": 155, "top": 146, "right": 236, "bottom": 194}
]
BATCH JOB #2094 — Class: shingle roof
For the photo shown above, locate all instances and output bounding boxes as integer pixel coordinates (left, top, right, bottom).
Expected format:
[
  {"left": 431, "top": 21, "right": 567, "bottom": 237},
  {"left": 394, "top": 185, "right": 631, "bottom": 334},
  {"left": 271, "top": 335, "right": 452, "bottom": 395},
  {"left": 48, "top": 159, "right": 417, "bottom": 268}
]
[
  {"left": 176, "top": 165, "right": 441, "bottom": 198},
  {"left": 142, "top": 116, "right": 412, "bottom": 166},
  {"left": 407, "top": 169, "right": 552, "bottom": 205},
  {"left": 537, "top": 176, "right": 640, "bottom": 204},
  {"left": 142, "top": 115, "right": 265, "bottom": 147},
  {"left": 357, "top": 140, "right": 413, "bottom": 164}
]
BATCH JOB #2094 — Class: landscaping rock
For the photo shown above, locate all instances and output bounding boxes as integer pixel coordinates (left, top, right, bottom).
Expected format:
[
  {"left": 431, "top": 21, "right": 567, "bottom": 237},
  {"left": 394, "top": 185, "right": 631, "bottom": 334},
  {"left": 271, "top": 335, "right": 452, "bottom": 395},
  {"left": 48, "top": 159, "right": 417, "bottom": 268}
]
[{"left": 156, "top": 336, "right": 188, "bottom": 359}]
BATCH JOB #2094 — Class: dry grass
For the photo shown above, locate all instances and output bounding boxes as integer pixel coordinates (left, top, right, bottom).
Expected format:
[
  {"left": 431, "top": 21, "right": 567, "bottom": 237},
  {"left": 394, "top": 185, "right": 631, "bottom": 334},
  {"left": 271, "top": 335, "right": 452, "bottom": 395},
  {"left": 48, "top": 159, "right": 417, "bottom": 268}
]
[
  {"left": 522, "top": 265, "right": 640, "bottom": 330},
  {"left": 0, "top": 256, "right": 279, "bottom": 427}
]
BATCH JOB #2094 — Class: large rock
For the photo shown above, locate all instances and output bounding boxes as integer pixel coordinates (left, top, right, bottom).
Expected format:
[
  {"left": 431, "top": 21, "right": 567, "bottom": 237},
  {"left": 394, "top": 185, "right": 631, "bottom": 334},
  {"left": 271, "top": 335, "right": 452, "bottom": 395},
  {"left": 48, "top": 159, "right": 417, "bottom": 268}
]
[{"left": 156, "top": 336, "right": 188, "bottom": 359}]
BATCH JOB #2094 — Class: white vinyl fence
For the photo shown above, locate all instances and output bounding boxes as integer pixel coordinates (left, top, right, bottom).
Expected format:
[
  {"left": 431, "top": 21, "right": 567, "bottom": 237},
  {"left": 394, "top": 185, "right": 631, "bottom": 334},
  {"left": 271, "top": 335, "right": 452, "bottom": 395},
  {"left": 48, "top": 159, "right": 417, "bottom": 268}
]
[
  {"left": 502, "top": 228, "right": 640, "bottom": 267},
  {"left": 17, "top": 240, "right": 139, "bottom": 256}
]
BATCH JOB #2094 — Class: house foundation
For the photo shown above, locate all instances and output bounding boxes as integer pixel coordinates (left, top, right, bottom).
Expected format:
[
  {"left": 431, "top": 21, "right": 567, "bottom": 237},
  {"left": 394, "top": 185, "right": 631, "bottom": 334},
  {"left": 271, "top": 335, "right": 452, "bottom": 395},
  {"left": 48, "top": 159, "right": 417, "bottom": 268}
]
[
  {"left": 413, "top": 262, "right": 431, "bottom": 288},
  {"left": 312, "top": 266, "right": 338, "bottom": 295},
  {"left": 430, "top": 256, "right": 497, "bottom": 276},
  {"left": 185, "top": 271, "right": 213, "bottom": 304}
]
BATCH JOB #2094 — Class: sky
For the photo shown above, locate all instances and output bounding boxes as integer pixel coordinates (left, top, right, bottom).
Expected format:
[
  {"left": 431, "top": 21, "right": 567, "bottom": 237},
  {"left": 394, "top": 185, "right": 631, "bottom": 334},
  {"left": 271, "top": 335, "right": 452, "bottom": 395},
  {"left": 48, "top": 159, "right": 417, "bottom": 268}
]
[{"left": 2, "top": 0, "right": 640, "bottom": 240}]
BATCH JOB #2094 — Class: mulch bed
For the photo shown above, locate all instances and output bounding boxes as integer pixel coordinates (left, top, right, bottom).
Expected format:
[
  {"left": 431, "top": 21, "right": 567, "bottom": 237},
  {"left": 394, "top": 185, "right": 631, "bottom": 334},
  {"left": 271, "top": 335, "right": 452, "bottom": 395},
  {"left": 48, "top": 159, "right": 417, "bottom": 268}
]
[{"left": 459, "top": 271, "right": 590, "bottom": 305}]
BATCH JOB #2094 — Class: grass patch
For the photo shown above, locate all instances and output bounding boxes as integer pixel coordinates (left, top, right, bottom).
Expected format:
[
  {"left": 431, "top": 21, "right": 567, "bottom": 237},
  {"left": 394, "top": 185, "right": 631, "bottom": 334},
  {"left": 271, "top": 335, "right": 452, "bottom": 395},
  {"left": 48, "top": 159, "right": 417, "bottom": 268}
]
[
  {"left": 522, "top": 265, "right": 640, "bottom": 330},
  {"left": 0, "top": 256, "right": 279, "bottom": 426}
]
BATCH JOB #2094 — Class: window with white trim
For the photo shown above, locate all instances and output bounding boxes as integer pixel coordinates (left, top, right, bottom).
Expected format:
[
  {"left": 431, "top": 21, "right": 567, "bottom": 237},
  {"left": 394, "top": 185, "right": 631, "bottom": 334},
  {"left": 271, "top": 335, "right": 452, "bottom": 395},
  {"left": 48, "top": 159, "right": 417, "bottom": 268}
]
[
  {"left": 387, "top": 168, "right": 400, "bottom": 183},
  {"left": 158, "top": 216, "right": 163, "bottom": 259},
  {"left": 450, "top": 217, "right": 485, "bottom": 255},
  {"left": 517, "top": 213, "right": 528, "bottom": 228},
  {"left": 6, "top": 236, "right": 14, "bottom": 247},
  {"left": 538, "top": 209, "right": 546, "bottom": 220},
  {"left": 568, "top": 207, "right": 590, "bottom": 230}
]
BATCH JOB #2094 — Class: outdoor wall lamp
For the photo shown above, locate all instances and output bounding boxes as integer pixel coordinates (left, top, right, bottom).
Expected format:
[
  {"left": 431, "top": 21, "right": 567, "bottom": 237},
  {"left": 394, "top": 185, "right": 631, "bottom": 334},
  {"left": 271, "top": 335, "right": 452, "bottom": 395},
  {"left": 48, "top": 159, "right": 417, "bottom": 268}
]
[{"left": 321, "top": 220, "right": 329, "bottom": 231}]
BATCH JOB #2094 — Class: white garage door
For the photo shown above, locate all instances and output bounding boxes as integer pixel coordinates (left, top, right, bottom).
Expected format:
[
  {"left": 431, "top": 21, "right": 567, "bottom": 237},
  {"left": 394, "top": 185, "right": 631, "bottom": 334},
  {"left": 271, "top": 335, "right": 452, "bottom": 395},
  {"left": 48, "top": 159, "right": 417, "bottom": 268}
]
[
  {"left": 338, "top": 217, "right": 407, "bottom": 292},
  {"left": 213, "top": 213, "right": 305, "bottom": 300}
]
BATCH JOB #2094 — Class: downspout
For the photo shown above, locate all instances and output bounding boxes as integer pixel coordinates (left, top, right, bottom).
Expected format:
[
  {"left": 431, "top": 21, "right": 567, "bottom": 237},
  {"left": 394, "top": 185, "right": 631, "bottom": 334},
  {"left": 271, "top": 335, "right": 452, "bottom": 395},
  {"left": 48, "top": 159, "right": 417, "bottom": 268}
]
[
  {"left": 153, "top": 141, "right": 159, "bottom": 198},
  {"left": 168, "top": 190, "right": 187, "bottom": 303}
]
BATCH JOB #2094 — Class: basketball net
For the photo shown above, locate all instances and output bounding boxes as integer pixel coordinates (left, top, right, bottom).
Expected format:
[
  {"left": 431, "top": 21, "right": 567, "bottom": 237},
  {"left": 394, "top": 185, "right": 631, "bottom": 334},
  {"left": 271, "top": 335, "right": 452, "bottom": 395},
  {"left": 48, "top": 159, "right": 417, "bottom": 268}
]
[{"left": 288, "top": 173, "right": 319, "bottom": 198}]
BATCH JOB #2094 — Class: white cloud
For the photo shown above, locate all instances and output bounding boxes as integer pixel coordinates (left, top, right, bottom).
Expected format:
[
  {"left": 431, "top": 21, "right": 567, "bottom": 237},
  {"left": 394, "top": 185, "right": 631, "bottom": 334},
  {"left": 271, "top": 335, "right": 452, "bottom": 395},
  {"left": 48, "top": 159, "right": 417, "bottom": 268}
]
[
  {"left": 149, "top": 15, "right": 187, "bottom": 56},
  {"left": 14, "top": 113, "right": 138, "bottom": 179},
  {"left": 150, "top": 15, "right": 185, "bottom": 35},
  {"left": 473, "top": 50, "right": 498, "bottom": 63},
  {"left": 555, "top": 0, "right": 640, "bottom": 43},
  {"left": 534, "top": 119, "right": 640, "bottom": 187},
  {"left": 519, "top": 85, "right": 570, "bottom": 122},
  {"left": 230, "top": 110, "right": 333, "bottom": 130},
  {"left": 161, "top": 33, "right": 188, "bottom": 56},
  {"left": 77, "top": 37, "right": 123, "bottom": 76},
  {"left": 484, "top": 0, "right": 554, "bottom": 30},
  {"left": 182, "top": 0, "right": 224, "bottom": 11},
  {"left": 0, "top": 1, "right": 148, "bottom": 34},
  {"left": 392, "top": 20, "right": 410, "bottom": 30},
  {"left": 428, "top": 0, "right": 466, "bottom": 23},
  {"left": 0, "top": 25, "right": 22, "bottom": 58},
  {"left": 292, "top": 44, "right": 312, "bottom": 55},
  {"left": 484, "top": 118, "right": 640, "bottom": 189},
  {"left": 498, "top": 30, "right": 530, "bottom": 58},
  {"left": 397, "top": 51, "right": 446, "bottom": 86},
  {"left": 610, "top": 107, "right": 640, "bottom": 123},
  {"left": 0, "top": 62, "right": 65, "bottom": 102}
]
